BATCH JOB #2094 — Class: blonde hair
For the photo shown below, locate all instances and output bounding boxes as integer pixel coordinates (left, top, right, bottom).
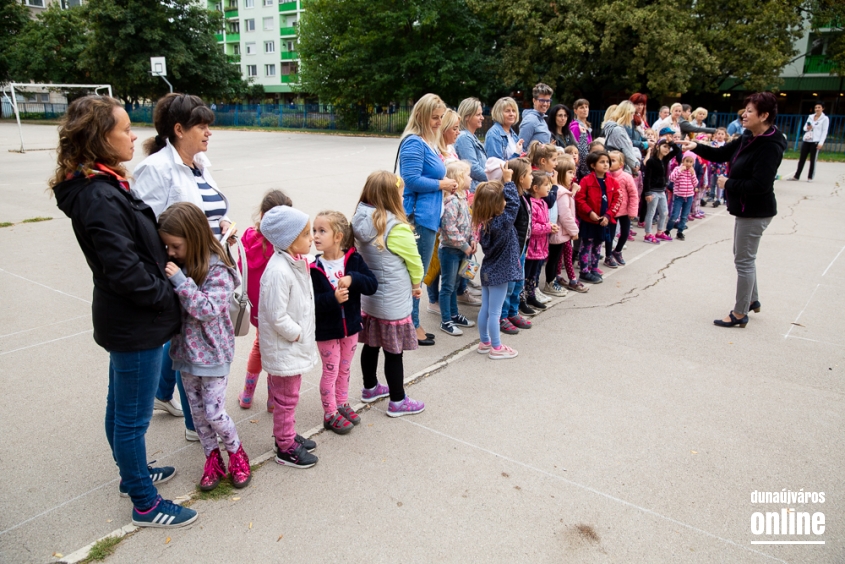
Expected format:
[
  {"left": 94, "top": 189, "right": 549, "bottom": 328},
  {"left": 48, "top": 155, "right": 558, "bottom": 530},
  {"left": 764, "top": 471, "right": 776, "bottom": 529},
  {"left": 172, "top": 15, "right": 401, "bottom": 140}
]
[
  {"left": 507, "top": 157, "right": 532, "bottom": 194},
  {"left": 612, "top": 101, "right": 636, "bottom": 128},
  {"left": 401, "top": 93, "right": 446, "bottom": 144},
  {"left": 490, "top": 97, "right": 520, "bottom": 126},
  {"left": 457, "top": 97, "right": 483, "bottom": 130},
  {"left": 356, "top": 171, "right": 409, "bottom": 251},
  {"left": 563, "top": 145, "right": 578, "bottom": 157},
  {"left": 601, "top": 104, "right": 618, "bottom": 129},
  {"left": 670, "top": 102, "right": 683, "bottom": 117},
  {"left": 471, "top": 181, "right": 505, "bottom": 230},
  {"left": 693, "top": 107, "right": 708, "bottom": 122},
  {"left": 554, "top": 157, "right": 576, "bottom": 186},
  {"left": 445, "top": 160, "right": 471, "bottom": 193},
  {"left": 438, "top": 109, "right": 460, "bottom": 155},
  {"left": 316, "top": 210, "right": 354, "bottom": 252},
  {"left": 158, "top": 202, "right": 234, "bottom": 286},
  {"left": 527, "top": 141, "right": 557, "bottom": 168},
  {"left": 607, "top": 150, "right": 625, "bottom": 167}
]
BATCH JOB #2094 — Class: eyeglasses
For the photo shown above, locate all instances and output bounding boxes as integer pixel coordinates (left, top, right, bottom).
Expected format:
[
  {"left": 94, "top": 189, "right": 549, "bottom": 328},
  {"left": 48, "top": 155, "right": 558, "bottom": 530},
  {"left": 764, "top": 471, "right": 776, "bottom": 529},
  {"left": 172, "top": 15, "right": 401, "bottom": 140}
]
[{"left": 536, "top": 98, "right": 551, "bottom": 104}]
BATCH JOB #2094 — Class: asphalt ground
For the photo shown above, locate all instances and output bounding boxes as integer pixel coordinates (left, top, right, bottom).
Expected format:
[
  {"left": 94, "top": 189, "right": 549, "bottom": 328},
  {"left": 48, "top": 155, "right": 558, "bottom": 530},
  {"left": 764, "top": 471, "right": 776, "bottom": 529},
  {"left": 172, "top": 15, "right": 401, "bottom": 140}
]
[{"left": 0, "top": 122, "right": 843, "bottom": 563}]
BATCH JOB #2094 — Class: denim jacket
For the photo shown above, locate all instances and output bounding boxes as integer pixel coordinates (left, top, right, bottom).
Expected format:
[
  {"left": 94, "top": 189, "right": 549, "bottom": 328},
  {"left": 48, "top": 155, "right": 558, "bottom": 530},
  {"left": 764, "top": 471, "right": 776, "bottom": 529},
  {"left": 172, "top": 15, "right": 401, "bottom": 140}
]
[
  {"left": 484, "top": 122, "right": 522, "bottom": 161},
  {"left": 454, "top": 130, "right": 488, "bottom": 192}
]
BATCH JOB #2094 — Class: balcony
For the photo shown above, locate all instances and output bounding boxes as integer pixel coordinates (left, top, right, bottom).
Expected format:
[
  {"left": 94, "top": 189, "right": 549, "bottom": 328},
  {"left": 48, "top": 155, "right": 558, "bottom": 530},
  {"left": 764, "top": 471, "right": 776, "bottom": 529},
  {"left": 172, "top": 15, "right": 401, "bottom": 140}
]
[
  {"left": 804, "top": 55, "right": 837, "bottom": 74},
  {"left": 224, "top": 8, "right": 238, "bottom": 18},
  {"left": 280, "top": 26, "right": 297, "bottom": 37},
  {"left": 281, "top": 51, "right": 298, "bottom": 60},
  {"left": 225, "top": 33, "right": 240, "bottom": 42},
  {"left": 215, "top": 33, "right": 223, "bottom": 42},
  {"left": 227, "top": 54, "right": 241, "bottom": 63},
  {"left": 280, "top": 74, "right": 299, "bottom": 83},
  {"left": 278, "top": 1, "right": 297, "bottom": 12}
]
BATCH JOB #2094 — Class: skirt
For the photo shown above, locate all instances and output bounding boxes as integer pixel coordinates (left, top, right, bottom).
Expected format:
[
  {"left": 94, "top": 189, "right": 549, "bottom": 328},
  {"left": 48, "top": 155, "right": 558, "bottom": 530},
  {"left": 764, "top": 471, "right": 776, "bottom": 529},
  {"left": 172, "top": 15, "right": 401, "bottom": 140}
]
[{"left": 358, "top": 314, "right": 419, "bottom": 355}]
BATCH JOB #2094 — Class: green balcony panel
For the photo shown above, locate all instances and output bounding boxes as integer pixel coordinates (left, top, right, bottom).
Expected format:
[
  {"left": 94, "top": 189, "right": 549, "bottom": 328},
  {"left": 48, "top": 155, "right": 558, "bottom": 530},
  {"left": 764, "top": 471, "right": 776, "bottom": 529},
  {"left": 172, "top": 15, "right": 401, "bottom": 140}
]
[
  {"left": 278, "top": 1, "right": 297, "bottom": 12},
  {"left": 281, "top": 51, "right": 298, "bottom": 60},
  {"left": 280, "top": 74, "right": 299, "bottom": 83},
  {"left": 226, "top": 33, "right": 240, "bottom": 42},
  {"left": 215, "top": 33, "right": 223, "bottom": 42},
  {"left": 227, "top": 54, "right": 241, "bottom": 63},
  {"left": 803, "top": 55, "right": 837, "bottom": 74},
  {"left": 224, "top": 9, "right": 238, "bottom": 18},
  {"left": 280, "top": 26, "right": 297, "bottom": 36}
]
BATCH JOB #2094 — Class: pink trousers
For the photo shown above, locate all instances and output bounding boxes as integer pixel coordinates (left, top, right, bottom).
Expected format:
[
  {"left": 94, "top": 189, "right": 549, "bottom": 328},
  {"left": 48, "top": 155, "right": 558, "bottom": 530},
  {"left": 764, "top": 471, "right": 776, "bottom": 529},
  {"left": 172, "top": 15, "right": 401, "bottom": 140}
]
[
  {"left": 267, "top": 374, "right": 301, "bottom": 452},
  {"left": 317, "top": 335, "right": 357, "bottom": 416}
]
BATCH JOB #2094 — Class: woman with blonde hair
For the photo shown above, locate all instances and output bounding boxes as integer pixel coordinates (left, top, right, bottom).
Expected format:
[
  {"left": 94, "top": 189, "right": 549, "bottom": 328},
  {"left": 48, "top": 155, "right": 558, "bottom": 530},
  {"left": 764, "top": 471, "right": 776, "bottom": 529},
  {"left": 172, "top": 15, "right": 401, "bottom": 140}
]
[
  {"left": 485, "top": 96, "right": 524, "bottom": 160},
  {"left": 454, "top": 97, "right": 489, "bottom": 193},
  {"left": 398, "top": 93, "right": 458, "bottom": 345},
  {"left": 602, "top": 101, "right": 640, "bottom": 174},
  {"left": 438, "top": 109, "right": 461, "bottom": 160}
]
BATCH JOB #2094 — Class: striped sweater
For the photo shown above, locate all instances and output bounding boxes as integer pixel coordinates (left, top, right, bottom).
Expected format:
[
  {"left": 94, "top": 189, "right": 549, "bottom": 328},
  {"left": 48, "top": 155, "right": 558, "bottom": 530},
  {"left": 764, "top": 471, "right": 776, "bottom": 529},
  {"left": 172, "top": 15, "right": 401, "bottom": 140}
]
[{"left": 669, "top": 166, "right": 699, "bottom": 198}]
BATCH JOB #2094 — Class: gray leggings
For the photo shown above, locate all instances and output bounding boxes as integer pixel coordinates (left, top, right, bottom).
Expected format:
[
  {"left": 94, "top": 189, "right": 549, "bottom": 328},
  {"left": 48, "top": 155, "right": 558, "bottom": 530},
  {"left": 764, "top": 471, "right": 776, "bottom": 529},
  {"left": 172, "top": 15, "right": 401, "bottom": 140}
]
[
  {"left": 733, "top": 216, "right": 772, "bottom": 315},
  {"left": 644, "top": 192, "right": 668, "bottom": 234}
]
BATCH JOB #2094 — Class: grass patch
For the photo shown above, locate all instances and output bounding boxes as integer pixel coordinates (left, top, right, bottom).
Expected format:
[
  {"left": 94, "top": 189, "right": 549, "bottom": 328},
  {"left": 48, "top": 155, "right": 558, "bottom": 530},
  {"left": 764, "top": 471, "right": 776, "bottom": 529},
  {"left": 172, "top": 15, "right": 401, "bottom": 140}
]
[
  {"left": 22, "top": 216, "right": 52, "bottom": 223},
  {"left": 81, "top": 535, "right": 123, "bottom": 563},
  {"left": 0, "top": 222, "right": 13, "bottom": 228},
  {"left": 783, "top": 150, "right": 845, "bottom": 163},
  {"left": 192, "top": 479, "right": 236, "bottom": 501}
]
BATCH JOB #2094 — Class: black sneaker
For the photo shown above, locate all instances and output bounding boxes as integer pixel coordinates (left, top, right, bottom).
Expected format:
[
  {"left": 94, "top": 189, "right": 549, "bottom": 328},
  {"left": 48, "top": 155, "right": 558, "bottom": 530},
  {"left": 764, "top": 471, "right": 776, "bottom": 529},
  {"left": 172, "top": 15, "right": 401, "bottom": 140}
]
[
  {"left": 580, "top": 272, "right": 603, "bottom": 284},
  {"left": 274, "top": 435, "right": 316, "bottom": 454},
  {"left": 526, "top": 296, "right": 547, "bottom": 310},
  {"left": 275, "top": 442, "right": 318, "bottom": 469},
  {"left": 676, "top": 231, "right": 685, "bottom": 241},
  {"left": 119, "top": 464, "right": 176, "bottom": 498},
  {"left": 439, "top": 320, "right": 464, "bottom": 336},
  {"left": 451, "top": 314, "right": 475, "bottom": 327},
  {"left": 519, "top": 301, "right": 537, "bottom": 317}
]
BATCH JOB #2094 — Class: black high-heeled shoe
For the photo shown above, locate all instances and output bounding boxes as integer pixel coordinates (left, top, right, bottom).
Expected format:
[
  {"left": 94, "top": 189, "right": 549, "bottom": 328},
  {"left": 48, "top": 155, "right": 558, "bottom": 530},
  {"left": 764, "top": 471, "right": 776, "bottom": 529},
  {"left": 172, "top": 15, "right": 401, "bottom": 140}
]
[
  {"left": 714, "top": 312, "right": 748, "bottom": 328},
  {"left": 749, "top": 301, "right": 761, "bottom": 313}
]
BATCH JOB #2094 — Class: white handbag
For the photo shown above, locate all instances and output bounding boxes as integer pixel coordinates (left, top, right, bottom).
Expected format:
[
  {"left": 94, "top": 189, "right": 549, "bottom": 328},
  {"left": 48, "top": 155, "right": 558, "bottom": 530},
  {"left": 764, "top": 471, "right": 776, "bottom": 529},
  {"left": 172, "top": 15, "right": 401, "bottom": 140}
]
[{"left": 227, "top": 237, "right": 252, "bottom": 337}]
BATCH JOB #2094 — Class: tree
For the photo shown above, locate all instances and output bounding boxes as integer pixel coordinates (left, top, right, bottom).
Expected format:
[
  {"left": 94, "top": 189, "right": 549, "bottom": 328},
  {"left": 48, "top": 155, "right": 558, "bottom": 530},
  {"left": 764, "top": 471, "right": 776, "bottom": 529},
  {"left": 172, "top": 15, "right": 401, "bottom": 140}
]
[
  {"left": 298, "top": 0, "right": 503, "bottom": 109},
  {"left": 803, "top": 0, "right": 844, "bottom": 76},
  {"left": 468, "top": 0, "right": 805, "bottom": 99},
  {"left": 0, "top": 0, "right": 30, "bottom": 83},
  {"left": 8, "top": 3, "right": 89, "bottom": 86},
  {"left": 80, "top": 0, "right": 246, "bottom": 104}
]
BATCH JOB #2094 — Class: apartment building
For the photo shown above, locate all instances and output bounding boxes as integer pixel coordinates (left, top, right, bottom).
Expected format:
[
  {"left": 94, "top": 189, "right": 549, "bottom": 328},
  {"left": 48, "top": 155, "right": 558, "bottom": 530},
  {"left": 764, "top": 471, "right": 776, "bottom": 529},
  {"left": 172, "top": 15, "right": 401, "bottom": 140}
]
[{"left": 210, "top": 0, "right": 303, "bottom": 102}]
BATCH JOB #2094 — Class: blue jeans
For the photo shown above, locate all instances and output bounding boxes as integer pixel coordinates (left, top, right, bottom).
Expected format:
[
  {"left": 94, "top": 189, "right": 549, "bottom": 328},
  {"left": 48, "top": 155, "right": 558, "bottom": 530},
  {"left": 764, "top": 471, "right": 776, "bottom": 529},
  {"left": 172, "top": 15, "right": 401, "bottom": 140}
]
[
  {"left": 412, "top": 225, "right": 437, "bottom": 328},
  {"left": 105, "top": 347, "right": 163, "bottom": 510},
  {"left": 668, "top": 195, "right": 693, "bottom": 233},
  {"left": 438, "top": 247, "right": 465, "bottom": 324},
  {"left": 480, "top": 283, "right": 509, "bottom": 347},
  {"left": 501, "top": 249, "right": 527, "bottom": 320},
  {"left": 157, "top": 342, "right": 194, "bottom": 432},
  {"left": 427, "top": 273, "right": 466, "bottom": 304}
]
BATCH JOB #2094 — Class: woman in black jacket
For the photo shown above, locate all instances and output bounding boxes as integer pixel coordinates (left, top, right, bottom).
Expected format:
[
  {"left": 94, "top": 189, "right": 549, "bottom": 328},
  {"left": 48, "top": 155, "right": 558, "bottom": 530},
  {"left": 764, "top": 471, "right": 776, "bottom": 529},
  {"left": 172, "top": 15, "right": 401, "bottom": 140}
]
[
  {"left": 546, "top": 104, "right": 576, "bottom": 148},
  {"left": 684, "top": 92, "right": 786, "bottom": 328},
  {"left": 52, "top": 96, "right": 197, "bottom": 528}
]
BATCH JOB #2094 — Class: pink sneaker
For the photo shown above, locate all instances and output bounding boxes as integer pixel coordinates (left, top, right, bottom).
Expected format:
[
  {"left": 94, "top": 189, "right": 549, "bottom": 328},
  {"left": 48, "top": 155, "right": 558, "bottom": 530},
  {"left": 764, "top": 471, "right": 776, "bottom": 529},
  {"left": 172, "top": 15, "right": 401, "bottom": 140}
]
[
  {"left": 695, "top": 211, "right": 706, "bottom": 218},
  {"left": 477, "top": 341, "right": 492, "bottom": 354},
  {"left": 687, "top": 215, "right": 696, "bottom": 221},
  {"left": 228, "top": 444, "right": 251, "bottom": 488},
  {"left": 595, "top": 267, "right": 604, "bottom": 275},
  {"left": 387, "top": 396, "right": 425, "bottom": 417},
  {"left": 644, "top": 234, "right": 660, "bottom": 244},
  {"left": 656, "top": 232, "right": 673, "bottom": 241},
  {"left": 637, "top": 221, "right": 645, "bottom": 228},
  {"left": 630, "top": 229, "right": 638, "bottom": 236},
  {"left": 488, "top": 344, "right": 518, "bottom": 360},
  {"left": 627, "top": 233, "right": 635, "bottom": 241},
  {"left": 361, "top": 383, "right": 390, "bottom": 403},
  {"left": 199, "top": 448, "right": 226, "bottom": 491}
]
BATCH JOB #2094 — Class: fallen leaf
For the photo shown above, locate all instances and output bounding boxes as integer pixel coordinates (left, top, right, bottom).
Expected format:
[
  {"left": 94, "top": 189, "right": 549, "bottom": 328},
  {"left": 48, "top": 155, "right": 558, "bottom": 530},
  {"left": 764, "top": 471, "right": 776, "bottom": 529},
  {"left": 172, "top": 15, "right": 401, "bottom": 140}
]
[
  {"left": 514, "top": 486, "right": 521, "bottom": 490},
  {"left": 397, "top": 501, "right": 403, "bottom": 507},
  {"left": 367, "top": 423, "right": 373, "bottom": 427},
  {"left": 165, "top": 537, "right": 171, "bottom": 544},
  {"left": 52, "top": 553, "right": 63, "bottom": 559},
  {"left": 277, "top": 535, "right": 284, "bottom": 542},
  {"left": 107, "top": 519, "right": 112, "bottom": 523},
  {"left": 691, "top": 450, "right": 698, "bottom": 454},
  {"left": 232, "top": 497, "right": 241, "bottom": 501},
  {"left": 249, "top": 522, "right": 253, "bottom": 529},
  {"left": 501, "top": 472, "right": 509, "bottom": 478},
  {"left": 250, "top": 420, "right": 258, "bottom": 424}
]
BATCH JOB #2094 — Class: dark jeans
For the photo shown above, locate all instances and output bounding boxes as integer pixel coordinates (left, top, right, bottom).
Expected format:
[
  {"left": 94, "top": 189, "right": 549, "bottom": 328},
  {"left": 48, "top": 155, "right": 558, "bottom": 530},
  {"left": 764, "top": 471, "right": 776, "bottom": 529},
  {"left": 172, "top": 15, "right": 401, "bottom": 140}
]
[
  {"left": 106, "top": 347, "right": 162, "bottom": 510},
  {"left": 545, "top": 243, "right": 564, "bottom": 284},
  {"left": 794, "top": 141, "right": 818, "bottom": 180},
  {"left": 614, "top": 216, "right": 631, "bottom": 253},
  {"left": 157, "top": 342, "right": 194, "bottom": 432},
  {"left": 438, "top": 246, "right": 464, "bottom": 324},
  {"left": 412, "top": 225, "right": 437, "bottom": 328},
  {"left": 668, "top": 195, "right": 694, "bottom": 233},
  {"left": 524, "top": 258, "right": 544, "bottom": 297},
  {"left": 502, "top": 249, "right": 527, "bottom": 319},
  {"left": 361, "top": 345, "right": 405, "bottom": 402}
]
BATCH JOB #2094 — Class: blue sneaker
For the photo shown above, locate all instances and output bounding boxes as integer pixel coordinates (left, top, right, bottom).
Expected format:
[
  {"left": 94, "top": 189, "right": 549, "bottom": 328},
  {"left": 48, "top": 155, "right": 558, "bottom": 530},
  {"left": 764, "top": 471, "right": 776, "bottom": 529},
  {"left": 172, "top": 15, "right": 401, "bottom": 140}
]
[
  {"left": 119, "top": 464, "right": 176, "bottom": 497},
  {"left": 131, "top": 497, "right": 198, "bottom": 528}
]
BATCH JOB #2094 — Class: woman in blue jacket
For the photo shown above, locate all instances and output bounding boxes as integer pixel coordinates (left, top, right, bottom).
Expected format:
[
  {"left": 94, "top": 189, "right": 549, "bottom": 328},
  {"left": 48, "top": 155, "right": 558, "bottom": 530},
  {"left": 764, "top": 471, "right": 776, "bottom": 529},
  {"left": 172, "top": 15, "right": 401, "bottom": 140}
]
[
  {"left": 485, "top": 97, "right": 524, "bottom": 161},
  {"left": 454, "top": 97, "right": 489, "bottom": 193},
  {"left": 399, "top": 93, "right": 458, "bottom": 345}
]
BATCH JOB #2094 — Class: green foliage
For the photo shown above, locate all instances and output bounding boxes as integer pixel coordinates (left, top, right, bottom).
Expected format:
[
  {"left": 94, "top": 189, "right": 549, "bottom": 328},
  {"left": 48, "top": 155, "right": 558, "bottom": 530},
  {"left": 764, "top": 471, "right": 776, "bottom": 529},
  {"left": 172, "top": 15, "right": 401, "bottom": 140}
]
[
  {"left": 79, "top": 0, "right": 246, "bottom": 103},
  {"left": 805, "top": 0, "right": 844, "bottom": 76},
  {"left": 298, "top": 0, "right": 504, "bottom": 107},
  {"left": 0, "top": 0, "right": 30, "bottom": 82},
  {"left": 471, "top": 0, "right": 805, "bottom": 99},
  {"left": 81, "top": 535, "right": 123, "bottom": 562},
  {"left": 8, "top": 4, "right": 89, "bottom": 86}
]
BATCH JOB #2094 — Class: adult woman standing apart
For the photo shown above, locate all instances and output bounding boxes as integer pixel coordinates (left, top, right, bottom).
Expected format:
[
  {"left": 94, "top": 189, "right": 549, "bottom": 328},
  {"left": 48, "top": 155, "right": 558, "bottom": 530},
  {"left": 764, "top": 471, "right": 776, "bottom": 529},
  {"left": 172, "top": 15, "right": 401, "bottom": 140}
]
[
  {"left": 399, "top": 93, "right": 458, "bottom": 345},
  {"left": 789, "top": 101, "right": 829, "bottom": 182},
  {"left": 485, "top": 97, "right": 524, "bottom": 160},
  {"left": 546, "top": 104, "right": 576, "bottom": 148},
  {"left": 52, "top": 96, "right": 198, "bottom": 528},
  {"left": 683, "top": 92, "right": 786, "bottom": 328},
  {"left": 131, "top": 93, "right": 228, "bottom": 438},
  {"left": 570, "top": 99, "right": 593, "bottom": 179},
  {"left": 454, "top": 97, "right": 489, "bottom": 193},
  {"left": 519, "top": 83, "right": 554, "bottom": 148}
]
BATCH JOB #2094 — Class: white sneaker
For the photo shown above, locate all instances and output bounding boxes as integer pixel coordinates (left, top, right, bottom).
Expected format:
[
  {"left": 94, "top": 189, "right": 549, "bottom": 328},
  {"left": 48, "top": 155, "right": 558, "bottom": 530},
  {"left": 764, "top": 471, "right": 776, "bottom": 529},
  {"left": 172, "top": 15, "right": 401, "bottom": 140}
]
[
  {"left": 535, "top": 290, "right": 552, "bottom": 304},
  {"left": 426, "top": 302, "right": 441, "bottom": 315},
  {"left": 465, "top": 285, "right": 482, "bottom": 297},
  {"left": 154, "top": 397, "right": 184, "bottom": 417},
  {"left": 185, "top": 429, "right": 223, "bottom": 443},
  {"left": 457, "top": 292, "right": 481, "bottom": 306}
]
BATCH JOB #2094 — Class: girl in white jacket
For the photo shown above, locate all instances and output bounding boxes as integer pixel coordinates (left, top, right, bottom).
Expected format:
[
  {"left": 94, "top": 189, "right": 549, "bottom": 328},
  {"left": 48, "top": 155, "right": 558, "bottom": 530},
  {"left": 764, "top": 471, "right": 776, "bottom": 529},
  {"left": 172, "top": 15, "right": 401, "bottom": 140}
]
[
  {"left": 258, "top": 206, "right": 320, "bottom": 469},
  {"left": 547, "top": 158, "right": 588, "bottom": 293}
]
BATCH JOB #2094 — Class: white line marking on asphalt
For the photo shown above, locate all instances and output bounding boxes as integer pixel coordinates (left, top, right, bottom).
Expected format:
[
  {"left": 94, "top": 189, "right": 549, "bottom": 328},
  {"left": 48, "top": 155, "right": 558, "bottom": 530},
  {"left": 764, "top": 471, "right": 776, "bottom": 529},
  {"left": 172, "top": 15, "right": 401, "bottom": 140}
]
[
  {"left": 391, "top": 415, "right": 787, "bottom": 564},
  {"left": 822, "top": 242, "right": 845, "bottom": 276},
  {"left": 0, "top": 330, "right": 91, "bottom": 356},
  {"left": 784, "top": 334, "right": 845, "bottom": 348},
  {"left": 0, "top": 267, "right": 91, "bottom": 304},
  {"left": 784, "top": 283, "right": 820, "bottom": 339},
  {"left": 0, "top": 314, "right": 89, "bottom": 338}
]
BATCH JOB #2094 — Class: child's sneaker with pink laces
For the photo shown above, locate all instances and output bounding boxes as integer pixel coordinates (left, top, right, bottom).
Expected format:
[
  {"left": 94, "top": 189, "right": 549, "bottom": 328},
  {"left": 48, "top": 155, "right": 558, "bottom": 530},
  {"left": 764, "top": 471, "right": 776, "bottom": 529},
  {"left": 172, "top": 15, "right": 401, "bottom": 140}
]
[
  {"left": 361, "top": 383, "right": 390, "bottom": 403},
  {"left": 477, "top": 341, "right": 492, "bottom": 354},
  {"left": 387, "top": 396, "right": 425, "bottom": 417},
  {"left": 644, "top": 234, "right": 660, "bottom": 244},
  {"left": 656, "top": 232, "right": 673, "bottom": 241},
  {"left": 488, "top": 344, "right": 518, "bottom": 360}
]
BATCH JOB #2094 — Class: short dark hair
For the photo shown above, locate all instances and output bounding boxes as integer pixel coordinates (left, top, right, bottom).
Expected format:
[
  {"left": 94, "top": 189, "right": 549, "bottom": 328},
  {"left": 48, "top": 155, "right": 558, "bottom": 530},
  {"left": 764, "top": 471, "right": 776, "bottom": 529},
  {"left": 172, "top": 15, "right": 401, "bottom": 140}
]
[
  {"left": 144, "top": 93, "right": 215, "bottom": 155},
  {"left": 744, "top": 92, "right": 778, "bottom": 125},
  {"left": 681, "top": 104, "right": 692, "bottom": 112},
  {"left": 586, "top": 150, "right": 610, "bottom": 170},
  {"left": 814, "top": 100, "right": 825, "bottom": 109},
  {"left": 532, "top": 83, "right": 553, "bottom": 99}
]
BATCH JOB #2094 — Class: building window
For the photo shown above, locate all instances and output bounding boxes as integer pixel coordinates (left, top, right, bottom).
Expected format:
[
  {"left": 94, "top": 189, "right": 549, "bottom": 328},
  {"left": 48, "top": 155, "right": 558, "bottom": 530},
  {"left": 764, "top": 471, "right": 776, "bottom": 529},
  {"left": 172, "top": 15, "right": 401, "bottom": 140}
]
[
  {"left": 281, "top": 62, "right": 298, "bottom": 75},
  {"left": 286, "top": 41, "right": 294, "bottom": 51},
  {"left": 227, "top": 21, "right": 239, "bottom": 33},
  {"left": 263, "top": 0, "right": 273, "bottom": 5},
  {"left": 245, "top": 42, "right": 256, "bottom": 55},
  {"left": 227, "top": 0, "right": 237, "bottom": 8},
  {"left": 263, "top": 16, "right": 274, "bottom": 30},
  {"left": 244, "top": 0, "right": 254, "bottom": 7},
  {"left": 265, "top": 64, "right": 276, "bottom": 77},
  {"left": 244, "top": 18, "right": 255, "bottom": 32},
  {"left": 246, "top": 65, "right": 258, "bottom": 77},
  {"left": 264, "top": 41, "right": 275, "bottom": 53},
  {"left": 60, "top": 0, "right": 83, "bottom": 7},
  {"left": 233, "top": 43, "right": 241, "bottom": 55},
  {"left": 24, "top": 0, "right": 45, "bottom": 6}
]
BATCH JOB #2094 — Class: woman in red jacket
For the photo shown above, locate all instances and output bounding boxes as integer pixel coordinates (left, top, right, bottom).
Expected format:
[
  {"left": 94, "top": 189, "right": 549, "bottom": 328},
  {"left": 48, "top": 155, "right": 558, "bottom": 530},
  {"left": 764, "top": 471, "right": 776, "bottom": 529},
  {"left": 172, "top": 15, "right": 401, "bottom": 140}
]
[{"left": 575, "top": 151, "right": 620, "bottom": 284}]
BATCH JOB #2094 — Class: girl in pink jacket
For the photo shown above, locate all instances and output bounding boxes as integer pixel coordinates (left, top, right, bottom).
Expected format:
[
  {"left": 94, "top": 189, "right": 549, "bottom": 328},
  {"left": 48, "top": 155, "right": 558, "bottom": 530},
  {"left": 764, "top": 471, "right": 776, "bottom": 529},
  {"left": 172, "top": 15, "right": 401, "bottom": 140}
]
[
  {"left": 608, "top": 151, "right": 638, "bottom": 266},
  {"left": 524, "top": 172, "right": 559, "bottom": 310},
  {"left": 548, "top": 158, "right": 588, "bottom": 293},
  {"left": 237, "top": 190, "right": 293, "bottom": 411}
]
